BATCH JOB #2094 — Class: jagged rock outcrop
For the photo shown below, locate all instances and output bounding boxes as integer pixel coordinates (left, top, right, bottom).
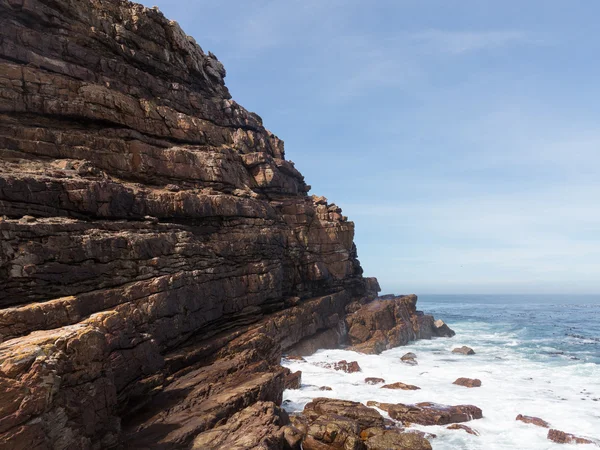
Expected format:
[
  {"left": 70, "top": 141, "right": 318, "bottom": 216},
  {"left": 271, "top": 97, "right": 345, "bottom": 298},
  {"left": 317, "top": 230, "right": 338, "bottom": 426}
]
[
  {"left": 345, "top": 294, "right": 454, "bottom": 354},
  {"left": 0, "top": 1, "right": 452, "bottom": 449}
]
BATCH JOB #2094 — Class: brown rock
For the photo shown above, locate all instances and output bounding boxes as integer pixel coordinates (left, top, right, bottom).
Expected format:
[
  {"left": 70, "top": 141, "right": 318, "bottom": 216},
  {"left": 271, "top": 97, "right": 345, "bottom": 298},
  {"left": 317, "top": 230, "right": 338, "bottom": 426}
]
[
  {"left": 447, "top": 424, "right": 480, "bottom": 436},
  {"left": 365, "top": 377, "right": 386, "bottom": 385},
  {"left": 284, "top": 369, "right": 302, "bottom": 389},
  {"left": 547, "top": 429, "right": 597, "bottom": 445},
  {"left": 382, "top": 382, "right": 421, "bottom": 390},
  {"left": 303, "top": 398, "right": 385, "bottom": 431},
  {"left": 371, "top": 402, "right": 482, "bottom": 425},
  {"left": 452, "top": 346, "right": 476, "bottom": 355},
  {"left": 453, "top": 377, "right": 482, "bottom": 388},
  {"left": 434, "top": 319, "right": 456, "bottom": 337},
  {"left": 325, "top": 360, "right": 362, "bottom": 373},
  {"left": 319, "top": 386, "right": 333, "bottom": 391},
  {"left": 346, "top": 295, "right": 451, "bottom": 355},
  {"left": 365, "top": 430, "right": 432, "bottom": 450},
  {"left": 401, "top": 352, "right": 419, "bottom": 366},
  {"left": 516, "top": 414, "right": 550, "bottom": 428}
]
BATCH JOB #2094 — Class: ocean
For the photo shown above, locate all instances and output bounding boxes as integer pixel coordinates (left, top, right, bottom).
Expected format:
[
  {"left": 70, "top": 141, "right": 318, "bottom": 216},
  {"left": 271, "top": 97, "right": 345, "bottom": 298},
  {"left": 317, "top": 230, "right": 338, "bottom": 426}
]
[{"left": 281, "top": 294, "right": 600, "bottom": 449}]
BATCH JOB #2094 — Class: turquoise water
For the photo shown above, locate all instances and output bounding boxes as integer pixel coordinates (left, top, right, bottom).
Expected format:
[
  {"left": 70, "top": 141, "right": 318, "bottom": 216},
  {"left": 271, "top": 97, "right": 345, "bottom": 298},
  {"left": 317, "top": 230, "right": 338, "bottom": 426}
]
[{"left": 283, "top": 294, "right": 600, "bottom": 449}]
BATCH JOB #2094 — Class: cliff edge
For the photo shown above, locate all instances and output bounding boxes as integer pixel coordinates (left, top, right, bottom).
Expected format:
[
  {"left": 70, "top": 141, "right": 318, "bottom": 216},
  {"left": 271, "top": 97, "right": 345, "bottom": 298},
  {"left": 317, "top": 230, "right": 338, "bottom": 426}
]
[{"left": 0, "top": 1, "right": 449, "bottom": 449}]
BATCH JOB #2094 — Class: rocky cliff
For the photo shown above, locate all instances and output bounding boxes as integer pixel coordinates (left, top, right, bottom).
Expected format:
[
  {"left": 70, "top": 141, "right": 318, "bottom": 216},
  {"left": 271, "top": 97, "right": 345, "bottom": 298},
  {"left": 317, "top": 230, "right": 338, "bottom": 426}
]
[{"left": 0, "top": 1, "right": 450, "bottom": 449}]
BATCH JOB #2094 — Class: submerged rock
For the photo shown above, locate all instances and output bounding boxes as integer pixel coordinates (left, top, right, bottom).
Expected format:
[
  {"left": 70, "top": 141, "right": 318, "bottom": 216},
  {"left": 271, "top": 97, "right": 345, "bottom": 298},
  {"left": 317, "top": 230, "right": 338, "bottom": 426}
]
[
  {"left": 368, "top": 401, "right": 483, "bottom": 425},
  {"left": 516, "top": 414, "right": 550, "bottom": 428},
  {"left": 401, "top": 352, "right": 419, "bottom": 365},
  {"left": 453, "top": 377, "right": 482, "bottom": 388},
  {"left": 452, "top": 346, "right": 476, "bottom": 355},
  {"left": 365, "top": 377, "right": 386, "bottom": 385},
  {"left": 382, "top": 382, "right": 421, "bottom": 390},
  {"left": 324, "top": 360, "right": 362, "bottom": 373},
  {"left": 547, "top": 429, "right": 598, "bottom": 445}
]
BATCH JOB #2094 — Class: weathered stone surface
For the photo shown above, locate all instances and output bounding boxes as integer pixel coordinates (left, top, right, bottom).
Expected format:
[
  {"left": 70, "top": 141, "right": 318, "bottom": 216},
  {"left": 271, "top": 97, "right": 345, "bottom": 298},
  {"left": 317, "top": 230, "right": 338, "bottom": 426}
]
[
  {"left": 284, "top": 369, "right": 302, "bottom": 390},
  {"left": 346, "top": 295, "right": 453, "bottom": 354},
  {"left": 453, "top": 377, "right": 482, "bottom": 388},
  {"left": 547, "top": 429, "right": 598, "bottom": 446},
  {"left": 190, "top": 401, "right": 289, "bottom": 450},
  {"left": 0, "top": 0, "right": 449, "bottom": 448},
  {"left": 368, "top": 401, "right": 482, "bottom": 426},
  {"left": 296, "top": 398, "right": 432, "bottom": 450},
  {"left": 381, "top": 382, "right": 421, "bottom": 390},
  {"left": 516, "top": 414, "right": 550, "bottom": 428},
  {"left": 452, "top": 346, "right": 476, "bottom": 355},
  {"left": 324, "top": 360, "right": 362, "bottom": 373},
  {"left": 401, "top": 352, "right": 418, "bottom": 366}
]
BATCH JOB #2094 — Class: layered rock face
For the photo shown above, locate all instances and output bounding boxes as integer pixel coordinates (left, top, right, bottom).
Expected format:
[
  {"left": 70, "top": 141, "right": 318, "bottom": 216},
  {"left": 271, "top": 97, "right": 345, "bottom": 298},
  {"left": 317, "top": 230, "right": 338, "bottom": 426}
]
[{"left": 0, "top": 1, "right": 449, "bottom": 449}]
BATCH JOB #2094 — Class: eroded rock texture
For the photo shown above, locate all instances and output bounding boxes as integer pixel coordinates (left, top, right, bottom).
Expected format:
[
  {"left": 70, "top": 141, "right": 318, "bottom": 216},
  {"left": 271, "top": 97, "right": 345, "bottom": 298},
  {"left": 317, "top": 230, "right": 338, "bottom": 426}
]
[{"left": 0, "top": 1, "right": 450, "bottom": 449}]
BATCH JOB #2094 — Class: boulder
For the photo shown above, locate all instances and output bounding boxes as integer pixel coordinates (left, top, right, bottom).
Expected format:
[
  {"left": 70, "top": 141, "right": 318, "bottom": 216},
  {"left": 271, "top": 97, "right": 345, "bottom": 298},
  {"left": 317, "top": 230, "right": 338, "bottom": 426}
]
[
  {"left": 365, "top": 430, "right": 432, "bottom": 450},
  {"left": 516, "top": 414, "right": 550, "bottom": 428},
  {"left": 453, "top": 378, "right": 482, "bottom": 388},
  {"left": 401, "top": 352, "right": 419, "bottom": 366},
  {"left": 452, "top": 346, "right": 476, "bottom": 355},
  {"left": 547, "top": 429, "right": 598, "bottom": 445},
  {"left": 284, "top": 369, "right": 302, "bottom": 389},
  {"left": 325, "top": 360, "right": 362, "bottom": 373},
  {"left": 368, "top": 401, "right": 482, "bottom": 425},
  {"left": 434, "top": 319, "right": 456, "bottom": 337},
  {"left": 382, "top": 382, "right": 421, "bottom": 391}
]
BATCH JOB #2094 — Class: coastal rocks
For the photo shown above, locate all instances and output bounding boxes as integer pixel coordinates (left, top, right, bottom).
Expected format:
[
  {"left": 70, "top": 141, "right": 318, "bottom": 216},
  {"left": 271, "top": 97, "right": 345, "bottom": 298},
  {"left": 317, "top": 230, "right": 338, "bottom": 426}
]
[
  {"left": 365, "top": 377, "right": 386, "bottom": 385},
  {"left": 434, "top": 320, "right": 456, "bottom": 337},
  {"left": 452, "top": 346, "right": 476, "bottom": 355},
  {"left": 368, "top": 401, "right": 483, "bottom": 425},
  {"left": 547, "top": 429, "right": 598, "bottom": 445},
  {"left": 401, "top": 352, "right": 418, "bottom": 365},
  {"left": 447, "top": 424, "right": 480, "bottom": 436},
  {"left": 453, "top": 377, "right": 482, "bottom": 388},
  {"left": 364, "top": 431, "right": 432, "bottom": 450},
  {"left": 284, "top": 369, "right": 302, "bottom": 389},
  {"left": 190, "top": 402, "right": 290, "bottom": 450},
  {"left": 346, "top": 295, "right": 455, "bottom": 355},
  {"left": 325, "top": 360, "right": 362, "bottom": 373},
  {"left": 296, "top": 398, "right": 431, "bottom": 450},
  {"left": 516, "top": 414, "right": 550, "bottom": 428},
  {"left": 382, "top": 382, "right": 421, "bottom": 390}
]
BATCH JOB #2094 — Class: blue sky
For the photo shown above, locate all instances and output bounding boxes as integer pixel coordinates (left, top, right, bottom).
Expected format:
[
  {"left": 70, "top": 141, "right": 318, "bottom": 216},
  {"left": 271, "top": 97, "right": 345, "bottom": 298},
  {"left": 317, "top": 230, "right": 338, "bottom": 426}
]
[{"left": 142, "top": 1, "right": 600, "bottom": 294}]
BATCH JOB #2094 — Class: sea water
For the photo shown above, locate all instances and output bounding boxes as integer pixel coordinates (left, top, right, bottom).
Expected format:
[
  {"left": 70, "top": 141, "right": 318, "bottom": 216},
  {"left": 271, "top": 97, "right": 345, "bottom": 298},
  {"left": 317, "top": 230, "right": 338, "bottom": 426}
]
[{"left": 281, "top": 295, "right": 600, "bottom": 449}]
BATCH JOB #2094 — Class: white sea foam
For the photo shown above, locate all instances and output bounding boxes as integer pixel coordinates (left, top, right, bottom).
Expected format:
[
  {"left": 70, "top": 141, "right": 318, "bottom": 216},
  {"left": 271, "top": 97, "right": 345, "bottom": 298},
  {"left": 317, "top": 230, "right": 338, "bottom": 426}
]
[{"left": 282, "top": 322, "right": 600, "bottom": 449}]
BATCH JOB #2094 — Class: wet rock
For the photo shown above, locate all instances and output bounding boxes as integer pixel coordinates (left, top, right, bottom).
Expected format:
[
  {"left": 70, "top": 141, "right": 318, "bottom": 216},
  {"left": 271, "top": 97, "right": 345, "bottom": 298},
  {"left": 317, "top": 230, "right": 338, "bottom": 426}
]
[
  {"left": 447, "top": 424, "right": 480, "bottom": 436},
  {"left": 284, "top": 356, "right": 307, "bottom": 362},
  {"left": 365, "top": 377, "right": 386, "bottom": 385},
  {"left": 319, "top": 386, "right": 333, "bottom": 391},
  {"left": 516, "top": 414, "right": 550, "bottom": 428},
  {"left": 382, "top": 382, "right": 421, "bottom": 390},
  {"left": 346, "top": 295, "right": 452, "bottom": 355},
  {"left": 303, "top": 398, "right": 385, "bottom": 430},
  {"left": 453, "top": 377, "right": 482, "bottom": 388},
  {"left": 365, "top": 430, "right": 432, "bottom": 450},
  {"left": 368, "top": 401, "right": 482, "bottom": 425},
  {"left": 401, "top": 352, "right": 419, "bottom": 365},
  {"left": 547, "top": 429, "right": 598, "bottom": 445},
  {"left": 284, "top": 368, "right": 302, "bottom": 389},
  {"left": 452, "top": 346, "right": 476, "bottom": 355},
  {"left": 325, "top": 360, "right": 362, "bottom": 373},
  {"left": 434, "top": 319, "right": 456, "bottom": 337}
]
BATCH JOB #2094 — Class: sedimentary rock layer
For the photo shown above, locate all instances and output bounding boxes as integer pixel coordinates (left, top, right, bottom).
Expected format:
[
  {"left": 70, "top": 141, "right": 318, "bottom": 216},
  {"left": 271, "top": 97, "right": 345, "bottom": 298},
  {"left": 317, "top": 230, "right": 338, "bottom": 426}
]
[{"left": 0, "top": 1, "right": 451, "bottom": 449}]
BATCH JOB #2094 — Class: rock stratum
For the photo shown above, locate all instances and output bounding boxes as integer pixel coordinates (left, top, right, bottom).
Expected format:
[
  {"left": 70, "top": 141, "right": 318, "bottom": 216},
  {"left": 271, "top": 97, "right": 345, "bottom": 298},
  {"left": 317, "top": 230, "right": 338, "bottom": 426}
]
[{"left": 0, "top": 1, "right": 452, "bottom": 448}]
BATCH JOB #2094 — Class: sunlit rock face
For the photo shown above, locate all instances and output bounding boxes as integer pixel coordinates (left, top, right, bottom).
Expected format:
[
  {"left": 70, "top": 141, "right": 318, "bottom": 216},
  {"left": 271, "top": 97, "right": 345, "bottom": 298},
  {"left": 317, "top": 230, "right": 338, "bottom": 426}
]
[{"left": 0, "top": 1, "right": 449, "bottom": 448}]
